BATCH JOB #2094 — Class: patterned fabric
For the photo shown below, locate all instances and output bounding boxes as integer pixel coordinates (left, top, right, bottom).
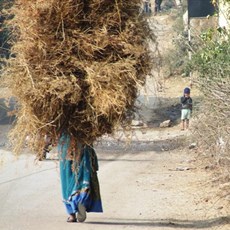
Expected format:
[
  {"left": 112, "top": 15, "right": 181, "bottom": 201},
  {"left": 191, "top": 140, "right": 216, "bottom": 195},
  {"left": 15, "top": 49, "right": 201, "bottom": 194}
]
[{"left": 58, "top": 133, "right": 103, "bottom": 215}]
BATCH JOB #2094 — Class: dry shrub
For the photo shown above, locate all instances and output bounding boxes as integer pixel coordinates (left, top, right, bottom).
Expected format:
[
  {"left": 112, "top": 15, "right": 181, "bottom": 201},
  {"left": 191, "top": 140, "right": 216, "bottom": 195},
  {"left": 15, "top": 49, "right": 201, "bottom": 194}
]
[
  {"left": 194, "top": 76, "right": 230, "bottom": 165},
  {"left": 2, "top": 0, "right": 152, "bottom": 156},
  {"left": 193, "top": 77, "right": 230, "bottom": 200},
  {"left": 191, "top": 31, "right": 230, "bottom": 200}
]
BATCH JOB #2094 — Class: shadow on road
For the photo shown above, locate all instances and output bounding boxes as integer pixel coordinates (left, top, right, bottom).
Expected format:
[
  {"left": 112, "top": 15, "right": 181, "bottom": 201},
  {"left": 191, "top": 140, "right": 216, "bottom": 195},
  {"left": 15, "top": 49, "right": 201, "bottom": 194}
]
[
  {"left": 137, "top": 96, "right": 202, "bottom": 128},
  {"left": 0, "top": 97, "right": 16, "bottom": 125},
  {"left": 87, "top": 216, "right": 230, "bottom": 229},
  {"left": 95, "top": 136, "right": 186, "bottom": 154}
]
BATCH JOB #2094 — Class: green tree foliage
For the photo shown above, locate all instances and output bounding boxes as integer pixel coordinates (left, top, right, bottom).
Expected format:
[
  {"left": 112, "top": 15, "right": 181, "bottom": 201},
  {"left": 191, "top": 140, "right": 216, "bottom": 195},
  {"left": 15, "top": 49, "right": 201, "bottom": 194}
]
[{"left": 192, "top": 30, "right": 230, "bottom": 84}]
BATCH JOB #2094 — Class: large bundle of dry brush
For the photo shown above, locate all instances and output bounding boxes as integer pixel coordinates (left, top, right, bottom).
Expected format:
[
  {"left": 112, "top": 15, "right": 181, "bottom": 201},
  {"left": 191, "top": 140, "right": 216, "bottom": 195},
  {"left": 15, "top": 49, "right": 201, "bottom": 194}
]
[{"left": 3, "top": 0, "right": 152, "bottom": 155}]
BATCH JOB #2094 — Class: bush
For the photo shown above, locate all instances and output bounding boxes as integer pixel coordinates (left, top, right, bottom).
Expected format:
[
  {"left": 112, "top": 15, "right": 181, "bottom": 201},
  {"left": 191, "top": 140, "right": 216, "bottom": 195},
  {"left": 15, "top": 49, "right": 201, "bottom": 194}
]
[{"left": 190, "top": 28, "right": 230, "bottom": 194}]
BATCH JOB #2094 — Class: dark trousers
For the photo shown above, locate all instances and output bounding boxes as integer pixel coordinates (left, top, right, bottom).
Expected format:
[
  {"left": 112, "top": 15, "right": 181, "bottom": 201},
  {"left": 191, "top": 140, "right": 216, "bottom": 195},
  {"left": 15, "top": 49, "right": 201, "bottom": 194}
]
[
  {"left": 144, "top": 2, "right": 150, "bottom": 14},
  {"left": 155, "top": 0, "right": 162, "bottom": 12}
]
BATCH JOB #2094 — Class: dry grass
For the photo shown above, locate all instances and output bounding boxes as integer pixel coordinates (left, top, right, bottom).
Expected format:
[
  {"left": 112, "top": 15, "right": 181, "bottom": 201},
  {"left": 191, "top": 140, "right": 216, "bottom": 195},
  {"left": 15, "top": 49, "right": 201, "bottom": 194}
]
[
  {"left": 2, "top": 0, "right": 153, "bottom": 156},
  {"left": 191, "top": 39, "right": 230, "bottom": 201},
  {"left": 194, "top": 76, "right": 230, "bottom": 170}
]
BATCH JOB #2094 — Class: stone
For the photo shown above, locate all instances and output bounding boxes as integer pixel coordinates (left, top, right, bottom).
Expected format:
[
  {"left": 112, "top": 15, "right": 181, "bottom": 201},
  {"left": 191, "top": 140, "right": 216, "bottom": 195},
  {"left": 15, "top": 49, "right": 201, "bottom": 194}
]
[
  {"left": 131, "top": 120, "right": 144, "bottom": 127},
  {"left": 159, "top": 120, "right": 171, "bottom": 128},
  {"left": 189, "top": 143, "right": 197, "bottom": 149}
]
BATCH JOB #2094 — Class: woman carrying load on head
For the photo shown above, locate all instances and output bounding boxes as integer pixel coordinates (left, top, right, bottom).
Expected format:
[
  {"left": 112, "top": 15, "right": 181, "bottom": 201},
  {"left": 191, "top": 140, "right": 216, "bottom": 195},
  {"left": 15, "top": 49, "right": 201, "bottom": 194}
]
[{"left": 58, "top": 133, "right": 103, "bottom": 223}]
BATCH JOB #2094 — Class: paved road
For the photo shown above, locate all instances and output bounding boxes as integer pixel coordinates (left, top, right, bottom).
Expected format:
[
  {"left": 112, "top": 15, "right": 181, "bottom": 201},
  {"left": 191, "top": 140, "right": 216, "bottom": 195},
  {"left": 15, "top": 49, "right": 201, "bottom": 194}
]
[
  {"left": 0, "top": 147, "right": 172, "bottom": 230},
  {"left": 1, "top": 148, "right": 163, "bottom": 230},
  {"left": 0, "top": 134, "right": 228, "bottom": 230}
]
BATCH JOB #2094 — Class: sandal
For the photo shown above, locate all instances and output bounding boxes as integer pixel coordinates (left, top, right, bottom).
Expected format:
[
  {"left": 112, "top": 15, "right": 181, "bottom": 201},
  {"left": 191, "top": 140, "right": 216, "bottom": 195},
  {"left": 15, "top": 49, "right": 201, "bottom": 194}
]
[
  {"left": 77, "top": 203, "right": 87, "bottom": 222},
  {"left": 67, "top": 214, "right": 76, "bottom": 223}
]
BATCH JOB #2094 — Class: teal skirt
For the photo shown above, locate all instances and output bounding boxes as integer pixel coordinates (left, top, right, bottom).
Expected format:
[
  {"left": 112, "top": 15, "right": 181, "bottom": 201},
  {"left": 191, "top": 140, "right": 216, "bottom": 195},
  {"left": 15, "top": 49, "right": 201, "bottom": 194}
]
[{"left": 58, "top": 134, "right": 103, "bottom": 214}]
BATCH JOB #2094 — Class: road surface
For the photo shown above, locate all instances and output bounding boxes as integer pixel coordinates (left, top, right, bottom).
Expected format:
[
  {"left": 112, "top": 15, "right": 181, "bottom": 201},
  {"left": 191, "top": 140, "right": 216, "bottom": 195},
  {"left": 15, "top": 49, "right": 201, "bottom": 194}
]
[{"left": 0, "top": 128, "right": 229, "bottom": 230}]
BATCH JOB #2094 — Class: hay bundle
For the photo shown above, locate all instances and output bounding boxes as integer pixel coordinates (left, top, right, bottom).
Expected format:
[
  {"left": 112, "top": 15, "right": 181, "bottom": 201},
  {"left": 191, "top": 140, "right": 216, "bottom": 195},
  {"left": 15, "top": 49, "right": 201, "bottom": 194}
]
[{"left": 3, "top": 0, "right": 152, "bottom": 155}]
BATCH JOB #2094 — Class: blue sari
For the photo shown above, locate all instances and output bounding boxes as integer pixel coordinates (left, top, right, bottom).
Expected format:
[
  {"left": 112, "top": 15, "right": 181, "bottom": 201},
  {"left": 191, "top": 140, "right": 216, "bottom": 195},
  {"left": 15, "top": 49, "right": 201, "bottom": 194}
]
[{"left": 58, "top": 134, "right": 103, "bottom": 215}]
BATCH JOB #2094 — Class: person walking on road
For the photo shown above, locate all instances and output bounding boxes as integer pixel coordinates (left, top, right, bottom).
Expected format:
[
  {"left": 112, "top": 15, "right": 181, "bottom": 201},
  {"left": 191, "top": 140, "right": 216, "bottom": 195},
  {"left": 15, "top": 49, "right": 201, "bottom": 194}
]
[
  {"left": 143, "top": 0, "right": 151, "bottom": 14},
  {"left": 181, "top": 87, "right": 193, "bottom": 130},
  {"left": 58, "top": 133, "right": 103, "bottom": 223},
  {"left": 155, "top": 0, "right": 163, "bottom": 13}
]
